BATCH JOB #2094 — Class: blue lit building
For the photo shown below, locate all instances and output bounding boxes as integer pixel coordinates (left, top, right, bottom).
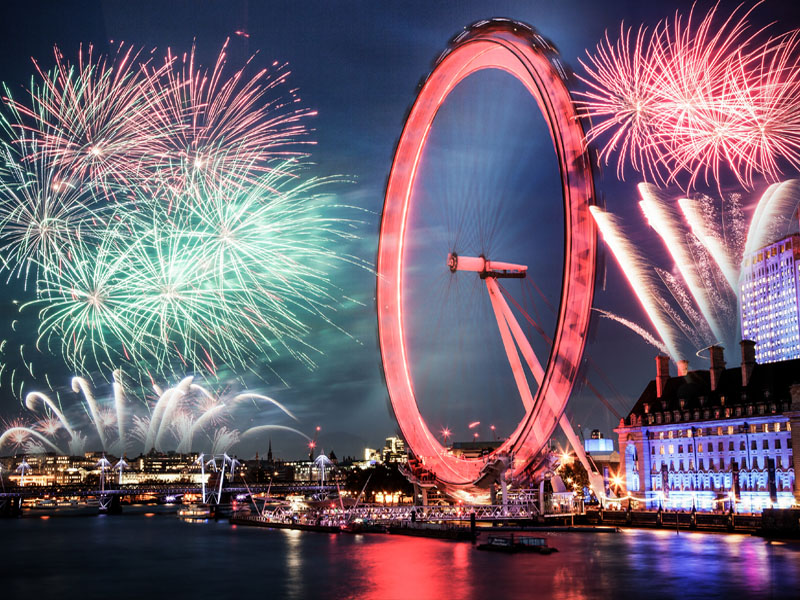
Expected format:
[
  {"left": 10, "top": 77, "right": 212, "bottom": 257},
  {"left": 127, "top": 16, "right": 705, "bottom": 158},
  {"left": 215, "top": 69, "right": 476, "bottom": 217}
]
[
  {"left": 740, "top": 234, "right": 800, "bottom": 363},
  {"left": 615, "top": 345, "right": 800, "bottom": 513}
]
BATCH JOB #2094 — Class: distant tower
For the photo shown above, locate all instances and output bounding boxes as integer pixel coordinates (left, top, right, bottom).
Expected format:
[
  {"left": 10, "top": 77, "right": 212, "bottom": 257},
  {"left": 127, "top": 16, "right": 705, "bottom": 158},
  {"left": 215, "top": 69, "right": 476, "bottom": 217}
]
[
  {"left": 740, "top": 234, "right": 800, "bottom": 363},
  {"left": 267, "top": 438, "right": 273, "bottom": 463}
]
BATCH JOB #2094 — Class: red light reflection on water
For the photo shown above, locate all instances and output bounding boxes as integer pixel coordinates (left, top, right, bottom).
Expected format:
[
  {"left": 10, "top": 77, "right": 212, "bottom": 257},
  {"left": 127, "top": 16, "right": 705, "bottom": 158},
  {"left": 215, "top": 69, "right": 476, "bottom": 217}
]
[{"left": 353, "top": 537, "right": 475, "bottom": 599}]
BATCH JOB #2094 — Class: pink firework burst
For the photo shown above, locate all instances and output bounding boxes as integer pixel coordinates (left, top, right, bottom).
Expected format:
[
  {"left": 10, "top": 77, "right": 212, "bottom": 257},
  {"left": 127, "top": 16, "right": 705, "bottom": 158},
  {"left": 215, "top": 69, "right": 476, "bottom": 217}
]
[
  {"left": 3, "top": 42, "right": 170, "bottom": 188},
  {"left": 0, "top": 418, "right": 32, "bottom": 448},
  {"left": 143, "top": 39, "right": 316, "bottom": 190},
  {"left": 34, "top": 416, "right": 63, "bottom": 436},
  {"left": 579, "top": 2, "right": 800, "bottom": 190}
]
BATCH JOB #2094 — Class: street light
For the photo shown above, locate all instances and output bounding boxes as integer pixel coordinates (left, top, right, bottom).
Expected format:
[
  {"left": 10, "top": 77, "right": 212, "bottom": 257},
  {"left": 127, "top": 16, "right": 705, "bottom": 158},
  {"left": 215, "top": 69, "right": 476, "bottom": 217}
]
[{"left": 441, "top": 428, "right": 451, "bottom": 445}]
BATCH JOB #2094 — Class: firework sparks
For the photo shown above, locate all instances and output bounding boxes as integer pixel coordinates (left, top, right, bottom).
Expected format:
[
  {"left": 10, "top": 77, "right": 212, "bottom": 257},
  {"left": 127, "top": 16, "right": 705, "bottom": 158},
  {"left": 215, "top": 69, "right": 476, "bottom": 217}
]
[
  {"left": 595, "top": 180, "right": 799, "bottom": 361},
  {"left": 1, "top": 373, "right": 306, "bottom": 455},
  {"left": 638, "top": 182, "right": 726, "bottom": 342},
  {"left": 592, "top": 308, "right": 669, "bottom": 354},
  {"left": 590, "top": 205, "right": 683, "bottom": 360},
  {"left": 145, "top": 40, "right": 316, "bottom": 189},
  {"left": 0, "top": 42, "right": 364, "bottom": 383},
  {"left": 580, "top": 3, "right": 800, "bottom": 189}
]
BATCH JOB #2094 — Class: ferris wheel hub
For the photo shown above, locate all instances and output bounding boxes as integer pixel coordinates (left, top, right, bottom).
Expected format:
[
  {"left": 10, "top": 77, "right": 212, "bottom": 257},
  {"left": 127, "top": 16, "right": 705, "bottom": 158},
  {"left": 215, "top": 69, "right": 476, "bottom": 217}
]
[{"left": 447, "top": 252, "right": 527, "bottom": 278}]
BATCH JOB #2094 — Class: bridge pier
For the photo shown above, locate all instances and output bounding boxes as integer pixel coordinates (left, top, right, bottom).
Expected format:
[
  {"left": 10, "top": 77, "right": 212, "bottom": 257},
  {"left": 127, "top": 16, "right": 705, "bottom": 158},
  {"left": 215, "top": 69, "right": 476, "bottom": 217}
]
[
  {"left": 413, "top": 483, "right": 428, "bottom": 506},
  {"left": 98, "top": 494, "right": 122, "bottom": 515},
  {"left": 0, "top": 496, "right": 21, "bottom": 518},
  {"left": 209, "top": 491, "right": 233, "bottom": 520}
]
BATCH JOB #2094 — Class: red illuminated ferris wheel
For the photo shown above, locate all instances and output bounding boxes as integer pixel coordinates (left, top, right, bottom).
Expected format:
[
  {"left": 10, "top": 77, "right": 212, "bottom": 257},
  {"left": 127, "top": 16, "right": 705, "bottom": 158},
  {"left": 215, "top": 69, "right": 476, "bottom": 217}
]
[{"left": 377, "top": 19, "right": 598, "bottom": 499}]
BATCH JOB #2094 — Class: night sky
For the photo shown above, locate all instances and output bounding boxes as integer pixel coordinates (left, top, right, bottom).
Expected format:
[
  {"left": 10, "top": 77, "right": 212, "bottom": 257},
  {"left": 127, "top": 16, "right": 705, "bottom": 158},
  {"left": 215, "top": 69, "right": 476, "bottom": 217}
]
[{"left": 1, "top": 0, "right": 799, "bottom": 460}]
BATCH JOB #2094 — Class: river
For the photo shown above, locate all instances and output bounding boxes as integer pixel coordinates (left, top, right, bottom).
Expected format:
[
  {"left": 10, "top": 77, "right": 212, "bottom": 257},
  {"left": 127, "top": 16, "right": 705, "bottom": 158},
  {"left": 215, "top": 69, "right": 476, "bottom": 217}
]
[{"left": 3, "top": 508, "right": 799, "bottom": 599}]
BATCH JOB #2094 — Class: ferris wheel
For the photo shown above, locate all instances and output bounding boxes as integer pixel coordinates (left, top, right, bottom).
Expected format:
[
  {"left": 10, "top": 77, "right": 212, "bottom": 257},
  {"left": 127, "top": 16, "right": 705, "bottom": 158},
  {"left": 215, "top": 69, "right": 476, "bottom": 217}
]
[{"left": 377, "top": 19, "right": 599, "bottom": 499}]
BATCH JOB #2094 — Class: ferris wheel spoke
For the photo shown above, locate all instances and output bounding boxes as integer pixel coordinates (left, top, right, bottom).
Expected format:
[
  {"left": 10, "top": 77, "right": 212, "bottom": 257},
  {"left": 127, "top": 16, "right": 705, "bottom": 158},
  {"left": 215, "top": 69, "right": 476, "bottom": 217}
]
[{"left": 486, "top": 278, "right": 536, "bottom": 412}]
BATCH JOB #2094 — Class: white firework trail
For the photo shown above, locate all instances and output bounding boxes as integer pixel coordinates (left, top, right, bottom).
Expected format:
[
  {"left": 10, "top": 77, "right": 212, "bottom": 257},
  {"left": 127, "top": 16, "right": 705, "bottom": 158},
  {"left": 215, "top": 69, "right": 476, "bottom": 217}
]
[
  {"left": 638, "top": 183, "right": 726, "bottom": 343},
  {"left": 590, "top": 205, "right": 683, "bottom": 361},
  {"left": 679, "top": 196, "right": 740, "bottom": 291},
  {"left": 211, "top": 427, "right": 240, "bottom": 455},
  {"left": 742, "top": 180, "right": 800, "bottom": 260},
  {"left": 2, "top": 373, "right": 307, "bottom": 455},
  {"left": 654, "top": 267, "right": 714, "bottom": 347},
  {"left": 653, "top": 293, "right": 709, "bottom": 351},
  {"left": 592, "top": 308, "right": 669, "bottom": 354}
]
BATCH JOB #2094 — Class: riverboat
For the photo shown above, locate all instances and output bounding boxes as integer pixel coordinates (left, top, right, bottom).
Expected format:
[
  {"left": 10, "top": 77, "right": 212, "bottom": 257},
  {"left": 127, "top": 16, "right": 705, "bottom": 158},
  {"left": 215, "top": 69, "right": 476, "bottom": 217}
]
[{"left": 476, "top": 535, "right": 557, "bottom": 554}]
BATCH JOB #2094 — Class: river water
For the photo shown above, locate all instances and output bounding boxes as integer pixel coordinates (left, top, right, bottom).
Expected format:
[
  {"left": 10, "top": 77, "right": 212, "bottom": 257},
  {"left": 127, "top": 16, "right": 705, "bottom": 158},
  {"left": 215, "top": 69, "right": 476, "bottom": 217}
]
[{"left": 3, "top": 508, "right": 799, "bottom": 599}]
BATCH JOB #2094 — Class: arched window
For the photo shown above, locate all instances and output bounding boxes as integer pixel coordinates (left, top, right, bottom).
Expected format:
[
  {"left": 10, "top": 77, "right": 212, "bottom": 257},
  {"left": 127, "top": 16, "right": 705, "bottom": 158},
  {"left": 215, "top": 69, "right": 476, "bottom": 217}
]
[{"left": 626, "top": 444, "right": 639, "bottom": 492}]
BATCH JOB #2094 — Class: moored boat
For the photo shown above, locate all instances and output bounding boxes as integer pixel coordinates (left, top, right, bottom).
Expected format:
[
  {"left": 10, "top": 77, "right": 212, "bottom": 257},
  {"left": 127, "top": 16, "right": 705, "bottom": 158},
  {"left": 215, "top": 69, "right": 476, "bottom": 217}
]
[{"left": 476, "top": 534, "right": 558, "bottom": 554}]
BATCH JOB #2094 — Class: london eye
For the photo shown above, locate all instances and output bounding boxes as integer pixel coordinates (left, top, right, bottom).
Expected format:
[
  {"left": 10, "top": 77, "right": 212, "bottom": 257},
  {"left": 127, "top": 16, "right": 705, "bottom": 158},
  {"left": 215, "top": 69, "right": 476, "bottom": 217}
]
[{"left": 377, "top": 19, "right": 599, "bottom": 500}]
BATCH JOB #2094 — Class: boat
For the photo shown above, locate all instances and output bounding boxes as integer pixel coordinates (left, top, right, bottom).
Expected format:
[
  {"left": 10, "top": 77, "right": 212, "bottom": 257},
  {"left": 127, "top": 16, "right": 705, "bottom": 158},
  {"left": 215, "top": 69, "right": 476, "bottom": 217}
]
[
  {"left": 476, "top": 534, "right": 558, "bottom": 554},
  {"left": 341, "top": 518, "right": 388, "bottom": 534},
  {"left": 178, "top": 504, "right": 211, "bottom": 520}
]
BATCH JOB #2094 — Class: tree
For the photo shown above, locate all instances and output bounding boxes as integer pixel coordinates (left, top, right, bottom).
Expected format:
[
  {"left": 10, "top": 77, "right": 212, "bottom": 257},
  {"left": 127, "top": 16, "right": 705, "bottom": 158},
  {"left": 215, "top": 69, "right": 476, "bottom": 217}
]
[{"left": 557, "top": 458, "right": 590, "bottom": 494}]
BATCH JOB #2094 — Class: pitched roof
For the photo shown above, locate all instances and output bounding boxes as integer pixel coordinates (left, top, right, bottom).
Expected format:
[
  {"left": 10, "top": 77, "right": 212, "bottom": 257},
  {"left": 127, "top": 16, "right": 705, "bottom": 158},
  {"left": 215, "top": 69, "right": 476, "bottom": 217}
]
[{"left": 625, "top": 357, "right": 800, "bottom": 421}]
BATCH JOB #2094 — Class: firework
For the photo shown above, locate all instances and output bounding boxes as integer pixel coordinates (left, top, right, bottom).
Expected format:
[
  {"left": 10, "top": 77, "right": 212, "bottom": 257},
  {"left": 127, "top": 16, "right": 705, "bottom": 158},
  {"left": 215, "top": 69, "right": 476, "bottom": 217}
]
[
  {"left": 594, "top": 180, "right": 798, "bottom": 362},
  {"left": 0, "top": 41, "right": 361, "bottom": 383},
  {"left": 143, "top": 40, "right": 316, "bottom": 189},
  {"left": 0, "top": 373, "right": 304, "bottom": 455},
  {"left": 0, "top": 138, "right": 101, "bottom": 282},
  {"left": 678, "top": 195, "right": 743, "bottom": 291},
  {"left": 654, "top": 267, "right": 713, "bottom": 348},
  {"left": 580, "top": 3, "right": 800, "bottom": 189},
  {"left": 592, "top": 308, "right": 669, "bottom": 354},
  {"left": 27, "top": 160, "right": 358, "bottom": 378},
  {"left": 2, "top": 43, "right": 169, "bottom": 187},
  {"left": 589, "top": 205, "right": 683, "bottom": 360},
  {"left": 638, "top": 183, "right": 726, "bottom": 342},
  {"left": 742, "top": 179, "right": 800, "bottom": 257}
]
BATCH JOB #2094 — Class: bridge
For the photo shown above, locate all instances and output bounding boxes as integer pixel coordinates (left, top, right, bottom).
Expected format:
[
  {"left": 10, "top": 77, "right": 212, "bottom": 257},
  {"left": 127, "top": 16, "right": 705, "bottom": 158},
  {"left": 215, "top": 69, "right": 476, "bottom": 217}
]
[
  {"left": 0, "top": 482, "right": 338, "bottom": 517},
  {"left": 0, "top": 483, "right": 337, "bottom": 499}
]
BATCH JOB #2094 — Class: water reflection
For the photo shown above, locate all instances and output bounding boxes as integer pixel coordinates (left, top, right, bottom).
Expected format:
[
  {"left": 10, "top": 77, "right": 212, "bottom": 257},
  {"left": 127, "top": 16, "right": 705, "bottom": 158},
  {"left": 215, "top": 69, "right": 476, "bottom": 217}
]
[
  {"left": 283, "top": 529, "right": 303, "bottom": 598},
  {"left": 350, "top": 536, "right": 475, "bottom": 600},
  {"left": 3, "top": 517, "right": 800, "bottom": 600}
]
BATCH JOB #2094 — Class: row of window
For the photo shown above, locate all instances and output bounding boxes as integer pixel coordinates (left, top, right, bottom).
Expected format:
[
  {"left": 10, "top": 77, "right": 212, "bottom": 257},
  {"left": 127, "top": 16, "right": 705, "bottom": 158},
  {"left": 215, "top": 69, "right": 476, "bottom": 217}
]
[
  {"left": 652, "top": 474, "right": 794, "bottom": 492},
  {"left": 654, "top": 422, "right": 789, "bottom": 439},
  {"left": 652, "top": 455, "right": 792, "bottom": 471},
  {"left": 643, "top": 404, "right": 787, "bottom": 426}
]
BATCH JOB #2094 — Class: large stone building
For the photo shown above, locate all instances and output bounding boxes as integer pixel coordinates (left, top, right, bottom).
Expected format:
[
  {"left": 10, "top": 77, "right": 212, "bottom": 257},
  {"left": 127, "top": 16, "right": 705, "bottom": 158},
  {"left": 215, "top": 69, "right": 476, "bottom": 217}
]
[{"left": 615, "top": 343, "right": 798, "bottom": 512}]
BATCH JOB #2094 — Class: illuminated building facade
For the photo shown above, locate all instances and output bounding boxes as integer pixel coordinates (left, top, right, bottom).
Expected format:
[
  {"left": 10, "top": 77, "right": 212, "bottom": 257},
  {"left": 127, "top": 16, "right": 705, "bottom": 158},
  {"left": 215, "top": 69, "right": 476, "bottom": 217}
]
[
  {"left": 382, "top": 436, "right": 407, "bottom": 464},
  {"left": 583, "top": 431, "right": 619, "bottom": 497},
  {"left": 616, "top": 345, "right": 799, "bottom": 512},
  {"left": 740, "top": 234, "right": 800, "bottom": 363}
]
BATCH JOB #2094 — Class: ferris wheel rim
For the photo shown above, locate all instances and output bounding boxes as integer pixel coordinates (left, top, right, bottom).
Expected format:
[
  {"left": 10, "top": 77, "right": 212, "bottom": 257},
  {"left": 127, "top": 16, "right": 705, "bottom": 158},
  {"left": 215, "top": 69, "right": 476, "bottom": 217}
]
[{"left": 376, "top": 19, "right": 597, "bottom": 493}]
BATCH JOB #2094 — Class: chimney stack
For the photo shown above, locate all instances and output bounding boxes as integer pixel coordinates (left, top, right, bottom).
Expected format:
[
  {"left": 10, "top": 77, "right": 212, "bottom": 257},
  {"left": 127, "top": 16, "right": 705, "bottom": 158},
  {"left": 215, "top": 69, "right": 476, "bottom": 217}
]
[
  {"left": 656, "top": 355, "right": 670, "bottom": 398},
  {"left": 677, "top": 360, "right": 689, "bottom": 377},
  {"left": 740, "top": 340, "right": 756, "bottom": 387},
  {"left": 709, "top": 345, "right": 725, "bottom": 392}
]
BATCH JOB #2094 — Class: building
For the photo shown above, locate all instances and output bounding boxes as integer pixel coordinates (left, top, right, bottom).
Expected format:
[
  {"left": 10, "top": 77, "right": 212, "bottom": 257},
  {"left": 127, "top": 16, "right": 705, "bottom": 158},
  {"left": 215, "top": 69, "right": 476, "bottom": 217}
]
[
  {"left": 583, "top": 430, "right": 619, "bottom": 497},
  {"left": 740, "top": 234, "right": 800, "bottom": 363},
  {"left": 585, "top": 429, "right": 614, "bottom": 453},
  {"left": 615, "top": 343, "right": 798, "bottom": 512},
  {"left": 382, "top": 436, "right": 407, "bottom": 464}
]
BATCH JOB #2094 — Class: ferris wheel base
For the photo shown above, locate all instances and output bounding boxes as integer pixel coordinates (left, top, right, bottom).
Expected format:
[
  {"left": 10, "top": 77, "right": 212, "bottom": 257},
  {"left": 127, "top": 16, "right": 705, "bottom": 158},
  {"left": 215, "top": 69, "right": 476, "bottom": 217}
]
[{"left": 402, "top": 449, "right": 552, "bottom": 504}]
